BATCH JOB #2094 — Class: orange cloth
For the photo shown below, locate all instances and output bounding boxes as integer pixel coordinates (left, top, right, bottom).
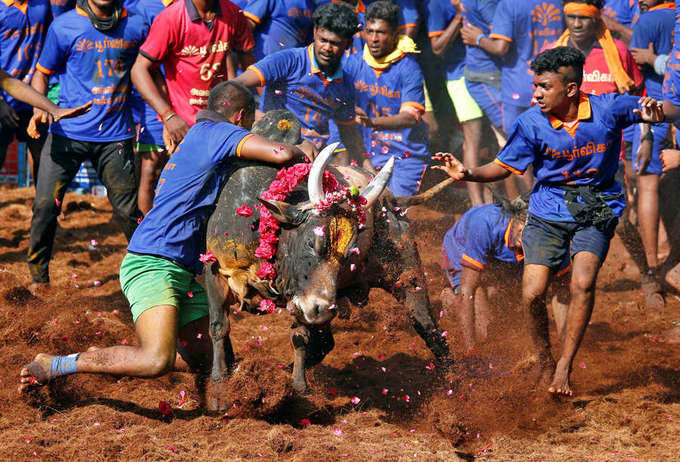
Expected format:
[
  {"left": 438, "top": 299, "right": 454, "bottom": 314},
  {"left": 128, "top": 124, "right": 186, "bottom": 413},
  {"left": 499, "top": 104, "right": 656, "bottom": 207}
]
[{"left": 558, "top": 2, "right": 635, "bottom": 93}]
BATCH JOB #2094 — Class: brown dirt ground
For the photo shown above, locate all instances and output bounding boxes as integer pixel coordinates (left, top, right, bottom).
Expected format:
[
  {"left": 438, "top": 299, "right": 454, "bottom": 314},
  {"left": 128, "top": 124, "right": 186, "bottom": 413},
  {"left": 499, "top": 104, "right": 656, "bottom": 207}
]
[{"left": 0, "top": 184, "right": 679, "bottom": 461}]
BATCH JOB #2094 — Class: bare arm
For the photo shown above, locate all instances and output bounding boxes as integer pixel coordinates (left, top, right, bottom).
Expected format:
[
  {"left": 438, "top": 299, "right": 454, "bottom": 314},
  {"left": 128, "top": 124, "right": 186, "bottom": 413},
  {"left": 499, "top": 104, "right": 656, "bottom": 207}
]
[
  {"left": 460, "top": 23, "right": 510, "bottom": 56},
  {"left": 2, "top": 69, "right": 56, "bottom": 114},
  {"left": 431, "top": 152, "right": 511, "bottom": 182},
  {"left": 356, "top": 106, "right": 419, "bottom": 130},
  {"left": 239, "top": 134, "right": 309, "bottom": 163},
  {"left": 234, "top": 68, "right": 263, "bottom": 89},
  {"left": 337, "top": 122, "right": 367, "bottom": 165},
  {"left": 131, "top": 54, "right": 174, "bottom": 118},
  {"left": 236, "top": 51, "right": 257, "bottom": 75},
  {"left": 430, "top": 14, "right": 463, "bottom": 56},
  {"left": 459, "top": 266, "right": 482, "bottom": 352},
  {"left": 400, "top": 24, "right": 418, "bottom": 40}
]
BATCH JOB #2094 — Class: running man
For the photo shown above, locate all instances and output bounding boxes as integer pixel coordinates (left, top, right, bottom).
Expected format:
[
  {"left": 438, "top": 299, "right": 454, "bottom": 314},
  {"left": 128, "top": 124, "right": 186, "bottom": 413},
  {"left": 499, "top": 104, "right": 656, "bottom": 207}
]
[
  {"left": 433, "top": 47, "right": 666, "bottom": 396},
  {"left": 235, "top": 2, "right": 366, "bottom": 164},
  {"left": 19, "top": 82, "right": 313, "bottom": 392}
]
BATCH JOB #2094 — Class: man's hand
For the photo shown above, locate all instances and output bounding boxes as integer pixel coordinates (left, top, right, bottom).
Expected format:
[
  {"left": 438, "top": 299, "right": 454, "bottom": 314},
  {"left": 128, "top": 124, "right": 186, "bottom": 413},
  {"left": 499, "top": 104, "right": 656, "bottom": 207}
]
[
  {"left": 27, "top": 108, "right": 49, "bottom": 139},
  {"left": 661, "top": 149, "right": 680, "bottom": 172},
  {"left": 631, "top": 43, "right": 656, "bottom": 67},
  {"left": 461, "top": 23, "right": 484, "bottom": 46},
  {"left": 354, "top": 106, "right": 374, "bottom": 128},
  {"left": 162, "top": 115, "right": 190, "bottom": 154},
  {"left": 431, "top": 152, "right": 468, "bottom": 180},
  {"left": 0, "top": 99, "right": 19, "bottom": 129},
  {"left": 634, "top": 96, "right": 664, "bottom": 123},
  {"left": 298, "top": 139, "right": 319, "bottom": 161},
  {"left": 450, "top": 0, "right": 461, "bottom": 11},
  {"left": 52, "top": 101, "right": 93, "bottom": 122}
]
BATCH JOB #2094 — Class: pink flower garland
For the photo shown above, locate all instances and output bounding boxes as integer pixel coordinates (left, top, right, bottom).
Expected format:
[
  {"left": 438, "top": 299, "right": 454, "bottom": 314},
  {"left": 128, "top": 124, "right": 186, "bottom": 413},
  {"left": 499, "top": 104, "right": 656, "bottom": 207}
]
[{"left": 255, "top": 163, "right": 366, "bottom": 280}]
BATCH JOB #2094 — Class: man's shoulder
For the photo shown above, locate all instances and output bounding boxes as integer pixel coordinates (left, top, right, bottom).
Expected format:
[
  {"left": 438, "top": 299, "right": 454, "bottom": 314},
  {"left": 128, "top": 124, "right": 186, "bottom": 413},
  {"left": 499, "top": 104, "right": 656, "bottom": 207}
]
[{"left": 49, "top": 9, "right": 89, "bottom": 33}]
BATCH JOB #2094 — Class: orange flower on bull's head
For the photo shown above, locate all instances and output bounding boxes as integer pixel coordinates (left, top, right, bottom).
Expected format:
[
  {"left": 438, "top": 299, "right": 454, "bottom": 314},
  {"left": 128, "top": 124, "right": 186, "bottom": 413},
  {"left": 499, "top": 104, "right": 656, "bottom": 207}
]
[{"left": 277, "top": 119, "right": 291, "bottom": 131}]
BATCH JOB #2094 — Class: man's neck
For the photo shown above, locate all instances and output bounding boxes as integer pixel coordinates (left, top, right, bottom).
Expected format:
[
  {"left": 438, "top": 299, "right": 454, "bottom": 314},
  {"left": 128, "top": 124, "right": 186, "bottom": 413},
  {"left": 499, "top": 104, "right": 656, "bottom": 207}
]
[
  {"left": 551, "top": 96, "right": 580, "bottom": 122},
  {"left": 571, "top": 36, "right": 597, "bottom": 57},
  {"left": 87, "top": 0, "right": 114, "bottom": 18},
  {"left": 192, "top": 0, "right": 216, "bottom": 16}
]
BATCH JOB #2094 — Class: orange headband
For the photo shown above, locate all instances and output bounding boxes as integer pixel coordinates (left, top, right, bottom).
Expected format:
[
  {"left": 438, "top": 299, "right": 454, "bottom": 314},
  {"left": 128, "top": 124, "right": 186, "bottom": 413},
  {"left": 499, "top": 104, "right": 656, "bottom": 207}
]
[{"left": 563, "top": 2, "right": 602, "bottom": 18}]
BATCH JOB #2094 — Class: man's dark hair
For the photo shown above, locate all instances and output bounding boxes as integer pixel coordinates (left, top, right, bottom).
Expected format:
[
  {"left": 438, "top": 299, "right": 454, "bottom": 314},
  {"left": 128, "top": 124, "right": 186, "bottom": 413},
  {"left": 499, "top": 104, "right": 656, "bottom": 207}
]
[
  {"left": 207, "top": 81, "right": 255, "bottom": 117},
  {"left": 366, "top": 1, "right": 399, "bottom": 31},
  {"left": 252, "top": 110, "right": 302, "bottom": 145},
  {"left": 313, "top": 2, "right": 360, "bottom": 39},
  {"left": 562, "top": 0, "right": 603, "bottom": 9},
  {"left": 531, "top": 47, "right": 586, "bottom": 87}
]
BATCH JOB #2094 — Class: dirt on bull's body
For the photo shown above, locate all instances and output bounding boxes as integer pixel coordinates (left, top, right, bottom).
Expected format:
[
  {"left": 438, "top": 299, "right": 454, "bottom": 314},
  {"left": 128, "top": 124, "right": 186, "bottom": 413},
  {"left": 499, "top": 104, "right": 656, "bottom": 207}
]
[{"left": 0, "top": 184, "right": 678, "bottom": 461}]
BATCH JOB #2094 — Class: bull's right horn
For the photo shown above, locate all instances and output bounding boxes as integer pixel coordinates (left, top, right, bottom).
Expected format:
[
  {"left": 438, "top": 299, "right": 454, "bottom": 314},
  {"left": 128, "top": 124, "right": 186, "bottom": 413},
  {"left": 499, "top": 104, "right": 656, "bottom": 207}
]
[
  {"left": 308, "top": 142, "right": 340, "bottom": 205},
  {"left": 360, "top": 156, "right": 395, "bottom": 209}
]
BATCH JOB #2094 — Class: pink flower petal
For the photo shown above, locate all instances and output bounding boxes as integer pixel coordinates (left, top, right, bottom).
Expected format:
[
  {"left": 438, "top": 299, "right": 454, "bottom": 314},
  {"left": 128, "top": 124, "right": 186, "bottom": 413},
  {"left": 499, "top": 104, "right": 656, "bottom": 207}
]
[
  {"left": 333, "top": 428, "right": 343, "bottom": 436},
  {"left": 350, "top": 396, "right": 360, "bottom": 405}
]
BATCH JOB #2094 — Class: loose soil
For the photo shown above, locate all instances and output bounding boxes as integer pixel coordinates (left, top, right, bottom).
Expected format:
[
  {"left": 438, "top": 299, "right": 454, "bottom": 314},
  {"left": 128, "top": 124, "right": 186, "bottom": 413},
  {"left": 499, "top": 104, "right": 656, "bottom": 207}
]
[{"left": 0, "top": 185, "right": 678, "bottom": 461}]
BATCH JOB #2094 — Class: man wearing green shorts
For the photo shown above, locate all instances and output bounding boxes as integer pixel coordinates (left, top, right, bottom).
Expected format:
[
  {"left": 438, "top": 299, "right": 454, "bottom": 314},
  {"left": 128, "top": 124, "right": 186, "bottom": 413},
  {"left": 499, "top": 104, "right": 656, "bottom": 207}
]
[{"left": 19, "top": 81, "right": 312, "bottom": 392}]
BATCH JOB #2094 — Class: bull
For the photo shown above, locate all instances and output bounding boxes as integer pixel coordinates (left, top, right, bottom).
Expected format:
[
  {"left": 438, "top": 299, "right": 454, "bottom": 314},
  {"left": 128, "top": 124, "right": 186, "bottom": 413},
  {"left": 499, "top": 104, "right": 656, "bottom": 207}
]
[{"left": 204, "top": 134, "right": 451, "bottom": 411}]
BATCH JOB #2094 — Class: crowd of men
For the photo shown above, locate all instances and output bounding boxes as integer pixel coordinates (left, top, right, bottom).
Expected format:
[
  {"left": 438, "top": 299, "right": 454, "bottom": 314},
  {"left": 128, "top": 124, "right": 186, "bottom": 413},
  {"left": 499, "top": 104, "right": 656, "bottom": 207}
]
[{"left": 3, "top": 0, "right": 680, "bottom": 397}]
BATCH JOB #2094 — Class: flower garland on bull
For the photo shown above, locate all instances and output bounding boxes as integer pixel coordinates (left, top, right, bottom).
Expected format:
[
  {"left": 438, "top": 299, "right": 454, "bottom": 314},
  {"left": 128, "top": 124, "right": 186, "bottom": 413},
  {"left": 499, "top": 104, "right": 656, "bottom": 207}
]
[{"left": 254, "top": 159, "right": 369, "bottom": 313}]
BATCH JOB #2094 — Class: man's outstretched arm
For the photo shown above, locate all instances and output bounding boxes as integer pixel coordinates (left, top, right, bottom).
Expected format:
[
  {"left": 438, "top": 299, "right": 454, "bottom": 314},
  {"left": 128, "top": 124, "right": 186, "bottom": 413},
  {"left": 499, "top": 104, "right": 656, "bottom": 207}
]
[{"left": 431, "top": 152, "right": 511, "bottom": 182}]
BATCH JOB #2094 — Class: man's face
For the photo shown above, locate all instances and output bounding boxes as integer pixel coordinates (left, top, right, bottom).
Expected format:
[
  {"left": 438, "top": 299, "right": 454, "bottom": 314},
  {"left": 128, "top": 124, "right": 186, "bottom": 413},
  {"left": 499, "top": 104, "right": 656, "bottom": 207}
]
[
  {"left": 533, "top": 70, "right": 574, "bottom": 113},
  {"left": 565, "top": 13, "right": 600, "bottom": 43},
  {"left": 89, "top": 0, "right": 117, "bottom": 11},
  {"left": 638, "top": 0, "right": 661, "bottom": 13},
  {"left": 313, "top": 27, "right": 350, "bottom": 70},
  {"left": 365, "top": 19, "right": 398, "bottom": 59}
]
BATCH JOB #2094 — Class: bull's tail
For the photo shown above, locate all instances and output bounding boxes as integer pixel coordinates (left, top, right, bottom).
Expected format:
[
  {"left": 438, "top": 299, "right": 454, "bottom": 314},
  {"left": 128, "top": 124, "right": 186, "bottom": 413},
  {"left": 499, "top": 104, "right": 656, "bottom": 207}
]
[{"left": 392, "top": 177, "right": 456, "bottom": 207}]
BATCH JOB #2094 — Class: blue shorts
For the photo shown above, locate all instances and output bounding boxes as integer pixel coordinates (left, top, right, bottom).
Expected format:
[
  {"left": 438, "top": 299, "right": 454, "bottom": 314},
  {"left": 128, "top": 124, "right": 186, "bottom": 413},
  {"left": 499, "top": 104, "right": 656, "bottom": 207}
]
[
  {"left": 373, "top": 153, "right": 429, "bottom": 196},
  {"left": 623, "top": 124, "right": 635, "bottom": 144},
  {"left": 503, "top": 103, "right": 529, "bottom": 134},
  {"left": 632, "top": 122, "right": 672, "bottom": 175},
  {"left": 466, "top": 81, "right": 504, "bottom": 130},
  {"left": 522, "top": 214, "right": 617, "bottom": 270}
]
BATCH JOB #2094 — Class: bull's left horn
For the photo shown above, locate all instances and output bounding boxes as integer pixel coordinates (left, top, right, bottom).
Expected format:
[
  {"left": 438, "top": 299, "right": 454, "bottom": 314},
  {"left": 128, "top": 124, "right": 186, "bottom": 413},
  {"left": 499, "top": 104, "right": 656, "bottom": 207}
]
[
  {"left": 360, "top": 156, "right": 395, "bottom": 209},
  {"left": 308, "top": 142, "right": 340, "bottom": 205}
]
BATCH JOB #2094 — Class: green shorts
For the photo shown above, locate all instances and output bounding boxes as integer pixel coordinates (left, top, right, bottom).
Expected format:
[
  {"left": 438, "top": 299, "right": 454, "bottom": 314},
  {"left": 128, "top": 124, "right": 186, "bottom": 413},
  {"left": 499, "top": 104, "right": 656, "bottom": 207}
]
[
  {"left": 119, "top": 253, "right": 209, "bottom": 328},
  {"left": 135, "top": 142, "right": 165, "bottom": 153},
  {"left": 445, "top": 77, "right": 483, "bottom": 123}
]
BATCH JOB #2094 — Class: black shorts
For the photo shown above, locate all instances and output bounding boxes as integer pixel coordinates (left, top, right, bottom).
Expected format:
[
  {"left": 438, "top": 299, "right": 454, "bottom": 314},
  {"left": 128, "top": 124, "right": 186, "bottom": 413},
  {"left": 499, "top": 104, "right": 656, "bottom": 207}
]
[{"left": 522, "top": 214, "right": 617, "bottom": 271}]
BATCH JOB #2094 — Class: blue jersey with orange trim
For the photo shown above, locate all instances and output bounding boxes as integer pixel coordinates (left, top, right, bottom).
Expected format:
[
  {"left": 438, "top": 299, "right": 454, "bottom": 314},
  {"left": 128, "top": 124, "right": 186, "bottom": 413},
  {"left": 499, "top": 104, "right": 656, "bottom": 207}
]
[
  {"left": 340, "top": 52, "right": 428, "bottom": 161},
  {"left": 49, "top": 0, "right": 73, "bottom": 16},
  {"left": 442, "top": 204, "right": 523, "bottom": 280},
  {"left": 243, "top": 0, "right": 314, "bottom": 60},
  {"left": 495, "top": 92, "right": 642, "bottom": 222},
  {"left": 461, "top": 0, "right": 502, "bottom": 74},
  {"left": 427, "top": 0, "right": 465, "bottom": 81},
  {"left": 0, "top": 0, "right": 51, "bottom": 111},
  {"left": 602, "top": 0, "right": 639, "bottom": 27},
  {"left": 631, "top": 3, "right": 674, "bottom": 100},
  {"left": 490, "top": 0, "right": 564, "bottom": 107},
  {"left": 128, "top": 119, "right": 252, "bottom": 274},
  {"left": 37, "top": 8, "right": 147, "bottom": 142},
  {"left": 252, "top": 45, "right": 355, "bottom": 148}
]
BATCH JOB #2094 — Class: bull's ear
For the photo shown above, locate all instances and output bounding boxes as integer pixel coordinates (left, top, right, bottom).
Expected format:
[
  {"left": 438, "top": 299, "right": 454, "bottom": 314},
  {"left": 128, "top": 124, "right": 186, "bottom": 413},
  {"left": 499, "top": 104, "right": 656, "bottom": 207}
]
[{"left": 258, "top": 198, "right": 307, "bottom": 225}]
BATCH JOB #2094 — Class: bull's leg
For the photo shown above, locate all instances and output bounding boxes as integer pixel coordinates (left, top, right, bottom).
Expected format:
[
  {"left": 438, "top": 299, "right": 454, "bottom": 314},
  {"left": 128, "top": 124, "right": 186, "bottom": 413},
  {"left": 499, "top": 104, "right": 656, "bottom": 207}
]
[
  {"left": 305, "top": 323, "right": 335, "bottom": 367},
  {"left": 290, "top": 322, "right": 310, "bottom": 393},
  {"left": 204, "top": 265, "right": 234, "bottom": 411}
]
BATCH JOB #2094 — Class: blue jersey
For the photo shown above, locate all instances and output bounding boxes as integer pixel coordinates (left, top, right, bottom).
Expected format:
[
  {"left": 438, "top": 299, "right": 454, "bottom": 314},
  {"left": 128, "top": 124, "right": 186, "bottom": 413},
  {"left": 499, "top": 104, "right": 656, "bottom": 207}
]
[
  {"left": 135, "top": 0, "right": 172, "bottom": 145},
  {"left": 461, "top": 0, "right": 502, "bottom": 74},
  {"left": 631, "top": 3, "right": 674, "bottom": 100},
  {"left": 602, "top": 0, "right": 639, "bottom": 27},
  {"left": 427, "top": 0, "right": 465, "bottom": 81},
  {"left": 251, "top": 45, "right": 355, "bottom": 148},
  {"left": 495, "top": 93, "right": 642, "bottom": 222},
  {"left": 442, "top": 204, "right": 523, "bottom": 286},
  {"left": 128, "top": 118, "right": 253, "bottom": 274},
  {"left": 490, "top": 0, "right": 564, "bottom": 107},
  {"left": 0, "top": 0, "right": 51, "bottom": 111},
  {"left": 243, "top": 0, "right": 314, "bottom": 60},
  {"left": 662, "top": 3, "right": 680, "bottom": 106},
  {"left": 37, "top": 8, "right": 148, "bottom": 142},
  {"left": 49, "top": 0, "right": 74, "bottom": 16}
]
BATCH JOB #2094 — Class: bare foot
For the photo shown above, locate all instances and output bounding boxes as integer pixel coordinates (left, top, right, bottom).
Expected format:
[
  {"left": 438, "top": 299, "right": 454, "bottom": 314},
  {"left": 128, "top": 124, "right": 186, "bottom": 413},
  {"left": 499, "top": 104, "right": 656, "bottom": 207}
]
[
  {"left": 657, "top": 326, "right": 680, "bottom": 344},
  {"left": 27, "top": 282, "right": 49, "bottom": 297},
  {"left": 535, "top": 360, "right": 555, "bottom": 392},
  {"left": 548, "top": 359, "right": 572, "bottom": 396},
  {"left": 19, "top": 353, "right": 55, "bottom": 393}
]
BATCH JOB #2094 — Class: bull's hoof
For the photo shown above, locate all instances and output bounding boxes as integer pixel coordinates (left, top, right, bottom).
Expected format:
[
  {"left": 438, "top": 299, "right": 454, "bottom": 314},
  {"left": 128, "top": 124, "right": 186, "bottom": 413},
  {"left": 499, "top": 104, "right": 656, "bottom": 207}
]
[
  {"left": 293, "top": 380, "right": 310, "bottom": 395},
  {"left": 206, "top": 377, "right": 231, "bottom": 412}
]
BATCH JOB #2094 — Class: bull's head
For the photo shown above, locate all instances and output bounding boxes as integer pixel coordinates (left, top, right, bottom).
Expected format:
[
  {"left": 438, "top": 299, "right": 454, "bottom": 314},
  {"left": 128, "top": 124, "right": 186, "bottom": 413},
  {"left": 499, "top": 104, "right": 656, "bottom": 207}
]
[{"left": 259, "top": 143, "right": 394, "bottom": 325}]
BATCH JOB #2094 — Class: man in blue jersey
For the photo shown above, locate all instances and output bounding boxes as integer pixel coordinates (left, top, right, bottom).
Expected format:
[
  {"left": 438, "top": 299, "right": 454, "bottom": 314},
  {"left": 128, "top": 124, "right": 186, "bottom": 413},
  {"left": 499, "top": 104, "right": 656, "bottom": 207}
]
[
  {"left": 19, "top": 82, "right": 314, "bottom": 392},
  {"left": 601, "top": 0, "right": 640, "bottom": 44},
  {"left": 26, "top": 0, "right": 148, "bottom": 286},
  {"left": 242, "top": 0, "right": 315, "bottom": 60},
  {"left": 628, "top": 0, "right": 675, "bottom": 307},
  {"left": 235, "top": 2, "right": 366, "bottom": 165},
  {"left": 0, "top": 0, "right": 52, "bottom": 178},
  {"left": 433, "top": 47, "right": 665, "bottom": 396},
  {"left": 329, "top": 1, "right": 429, "bottom": 195}
]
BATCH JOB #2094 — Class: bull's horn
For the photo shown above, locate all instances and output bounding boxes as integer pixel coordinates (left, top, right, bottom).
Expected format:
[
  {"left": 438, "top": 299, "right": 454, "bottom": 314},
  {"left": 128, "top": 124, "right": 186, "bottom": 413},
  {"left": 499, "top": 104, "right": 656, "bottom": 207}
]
[
  {"left": 308, "top": 142, "right": 340, "bottom": 205},
  {"left": 392, "top": 177, "right": 455, "bottom": 207},
  {"left": 360, "top": 156, "right": 395, "bottom": 209}
]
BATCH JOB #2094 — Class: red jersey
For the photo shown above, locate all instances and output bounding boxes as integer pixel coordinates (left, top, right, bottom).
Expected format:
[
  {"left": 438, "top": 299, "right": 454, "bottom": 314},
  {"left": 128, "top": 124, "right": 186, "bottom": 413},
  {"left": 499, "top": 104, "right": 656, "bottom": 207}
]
[
  {"left": 139, "top": 0, "right": 255, "bottom": 124},
  {"left": 579, "top": 39, "right": 643, "bottom": 96}
]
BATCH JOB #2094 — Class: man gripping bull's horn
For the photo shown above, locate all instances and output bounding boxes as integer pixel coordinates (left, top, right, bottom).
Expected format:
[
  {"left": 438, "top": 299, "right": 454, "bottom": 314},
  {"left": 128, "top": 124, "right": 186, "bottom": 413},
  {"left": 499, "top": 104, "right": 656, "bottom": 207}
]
[{"left": 18, "top": 81, "right": 314, "bottom": 392}]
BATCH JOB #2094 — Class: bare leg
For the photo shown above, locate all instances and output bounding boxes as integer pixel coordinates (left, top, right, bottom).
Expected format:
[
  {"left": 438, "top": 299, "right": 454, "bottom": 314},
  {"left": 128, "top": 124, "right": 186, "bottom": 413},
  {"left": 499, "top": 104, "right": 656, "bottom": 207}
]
[
  {"left": 290, "top": 323, "right": 310, "bottom": 393},
  {"left": 20, "top": 305, "right": 179, "bottom": 392},
  {"left": 462, "top": 118, "right": 484, "bottom": 206},
  {"left": 475, "top": 286, "right": 492, "bottom": 342},
  {"left": 522, "top": 264, "right": 554, "bottom": 389},
  {"left": 550, "top": 276, "right": 571, "bottom": 343},
  {"left": 549, "top": 251, "right": 601, "bottom": 396},
  {"left": 637, "top": 173, "right": 664, "bottom": 307},
  {"left": 138, "top": 148, "right": 168, "bottom": 215}
]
